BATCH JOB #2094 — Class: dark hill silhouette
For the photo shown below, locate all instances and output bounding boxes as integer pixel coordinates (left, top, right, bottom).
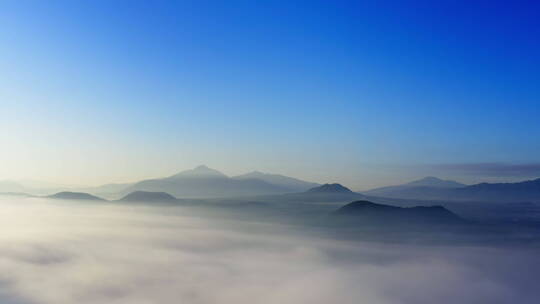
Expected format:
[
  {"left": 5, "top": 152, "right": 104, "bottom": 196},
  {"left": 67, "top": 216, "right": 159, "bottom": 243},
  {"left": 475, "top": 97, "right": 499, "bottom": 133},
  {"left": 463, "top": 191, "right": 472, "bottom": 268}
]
[
  {"left": 123, "top": 165, "right": 295, "bottom": 198},
  {"left": 333, "top": 200, "right": 465, "bottom": 225},
  {"left": 119, "top": 191, "right": 178, "bottom": 202},
  {"left": 308, "top": 183, "right": 353, "bottom": 193},
  {"left": 47, "top": 192, "right": 105, "bottom": 201}
]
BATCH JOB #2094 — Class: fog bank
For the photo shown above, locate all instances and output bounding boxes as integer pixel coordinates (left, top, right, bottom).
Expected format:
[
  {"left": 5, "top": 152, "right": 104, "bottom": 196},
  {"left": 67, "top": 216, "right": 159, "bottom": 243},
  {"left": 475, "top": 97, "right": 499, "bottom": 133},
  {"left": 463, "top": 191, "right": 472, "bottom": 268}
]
[{"left": 0, "top": 197, "right": 538, "bottom": 304}]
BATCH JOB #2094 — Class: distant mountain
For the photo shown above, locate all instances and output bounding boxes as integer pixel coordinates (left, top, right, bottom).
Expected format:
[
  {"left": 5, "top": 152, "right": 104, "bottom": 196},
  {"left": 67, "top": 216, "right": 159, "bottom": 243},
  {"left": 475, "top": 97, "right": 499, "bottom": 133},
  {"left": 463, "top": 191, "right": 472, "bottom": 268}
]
[
  {"left": 0, "top": 192, "right": 32, "bottom": 197},
  {"left": 47, "top": 192, "right": 105, "bottom": 201},
  {"left": 119, "top": 191, "right": 178, "bottom": 202},
  {"left": 333, "top": 200, "right": 464, "bottom": 225},
  {"left": 308, "top": 183, "right": 353, "bottom": 193},
  {"left": 363, "top": 177, "right": 465, "bottom": 198},
  {"left": 0, "top": 180, "right": 27, "bottom": 193},
  {"left": 451, "top": 178, "right": 540, "bottom": 202},
  {"left": 364, "top": 177, "right": 540, "bottom": 203},
  {"left": 405, "top": 176, "right": 465, "bottom": 188},
  {"left": 123, "top": 165, "right": 294, "bottom": 198},
  {"left": 1, "top": 180, "right": 89, "bottom": 196},
  {"left": 233, "top": 171, "right": 319, "bottom": 192},
  {"left": 169, "top": 165, "right": 228, "bottom": 179}
]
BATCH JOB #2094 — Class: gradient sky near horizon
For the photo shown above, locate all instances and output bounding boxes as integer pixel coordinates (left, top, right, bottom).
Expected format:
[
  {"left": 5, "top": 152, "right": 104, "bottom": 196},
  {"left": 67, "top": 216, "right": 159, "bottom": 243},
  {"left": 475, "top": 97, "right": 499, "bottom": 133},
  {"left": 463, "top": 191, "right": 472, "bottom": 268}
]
[{"left": 1, "top": 0, "right": 539, "bottom": 189}]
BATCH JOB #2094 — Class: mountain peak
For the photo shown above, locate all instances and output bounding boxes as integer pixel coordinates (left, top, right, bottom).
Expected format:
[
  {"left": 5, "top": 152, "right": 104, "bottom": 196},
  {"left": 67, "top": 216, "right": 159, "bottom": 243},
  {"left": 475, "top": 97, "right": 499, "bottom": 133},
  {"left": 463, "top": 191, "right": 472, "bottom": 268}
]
[
  {"left": 47, "top": 191, "right": 105, "bottom": 201},
  {"left": 194, "top": 165, "right": 210, "bottom": 170},
  {"left": 119, "top": 191, "right": 177, "bottom": 202},
  {"left": 307, "top": 183, "right": 353, "bottom": 193},
  {"left": 419, "top": 176, "right": 443, "bottom": 182},
  {"left": 170, "top": 165, "right": 227, "bottom": 178}
]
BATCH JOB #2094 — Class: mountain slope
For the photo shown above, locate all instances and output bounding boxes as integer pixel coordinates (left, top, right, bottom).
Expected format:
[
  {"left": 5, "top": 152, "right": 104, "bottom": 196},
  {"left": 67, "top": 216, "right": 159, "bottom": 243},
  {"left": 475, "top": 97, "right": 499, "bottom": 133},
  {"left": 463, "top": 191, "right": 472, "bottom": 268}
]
[
  {"left": 119, "top": 191, "right": 178, "bottom": 202},
  {"left": 364, "top": 177, "right": 465, "bottom": 197},
  {"left": 452, "top": 178, "right": 540, "bottom": 202},
  {"left": 308, "top": 183, "right": 353, "bottom": 193},
  {"left": 363, "top": 177, "right": 465, "bottom": 199},
  {"left": 169, "top": 165, "right": 228, "bottom": 179},
  {"left": 233, "top": 171, "right": 319, "bottom": 192},
  {"left": 267, "top": 183, "right": 364, "bottom": 203},
  {"left": 364, "top": 177, "right": 540, "bottom": 202}
]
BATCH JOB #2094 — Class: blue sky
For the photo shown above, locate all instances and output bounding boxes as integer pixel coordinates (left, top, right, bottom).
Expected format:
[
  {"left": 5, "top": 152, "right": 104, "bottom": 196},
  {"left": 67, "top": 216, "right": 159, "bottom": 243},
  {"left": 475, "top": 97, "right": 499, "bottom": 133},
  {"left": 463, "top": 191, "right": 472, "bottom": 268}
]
[{"left": 1, "top": 0, "right": 539, "bottom": 188}]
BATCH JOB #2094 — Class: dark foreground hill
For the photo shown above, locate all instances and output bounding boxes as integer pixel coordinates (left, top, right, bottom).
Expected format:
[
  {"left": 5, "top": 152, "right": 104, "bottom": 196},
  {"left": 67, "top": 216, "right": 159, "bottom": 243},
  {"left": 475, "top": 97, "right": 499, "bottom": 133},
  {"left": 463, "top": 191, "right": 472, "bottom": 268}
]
[
  {"left": 333, "top": 200, "right": 465, "bottom": 226},
  {"left": 47, "top": 192, "right": 105, "bottom": 201},
  {"left": 119, "top": 191, "right": 178, "bottom": 203}
]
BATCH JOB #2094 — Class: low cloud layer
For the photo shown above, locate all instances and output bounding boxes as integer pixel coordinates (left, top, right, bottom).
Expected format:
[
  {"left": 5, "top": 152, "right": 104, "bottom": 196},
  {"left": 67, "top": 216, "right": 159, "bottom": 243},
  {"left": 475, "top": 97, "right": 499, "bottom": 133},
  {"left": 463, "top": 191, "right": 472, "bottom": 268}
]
[
  {"left": 430, "top": 162, "right": 540, "bottom": 178},
  {"left": 0, "top": 197, "right": 538, "bottom": 304}
]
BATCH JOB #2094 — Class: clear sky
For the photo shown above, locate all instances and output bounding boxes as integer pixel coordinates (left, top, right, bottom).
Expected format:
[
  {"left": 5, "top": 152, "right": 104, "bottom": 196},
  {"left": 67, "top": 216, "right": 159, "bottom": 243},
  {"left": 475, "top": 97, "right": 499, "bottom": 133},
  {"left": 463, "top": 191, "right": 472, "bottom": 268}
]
[{"left": 1, "top": 0, "right": 539, "bottom": 189}]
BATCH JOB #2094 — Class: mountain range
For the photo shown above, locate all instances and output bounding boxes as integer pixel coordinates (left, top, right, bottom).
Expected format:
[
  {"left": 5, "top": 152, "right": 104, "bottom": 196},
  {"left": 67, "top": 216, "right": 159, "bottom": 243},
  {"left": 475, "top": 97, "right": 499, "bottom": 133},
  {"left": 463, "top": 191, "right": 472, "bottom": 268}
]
[
  {"left": 120, "top": 166, "right": 320, "bottom": 198},
  {"left": 44, "top": 182, "right": 364, "bottom": 207},
  {"left": 0, "top": 166, "right": 321, "bottom": 199},
  {"left": 5, "top": 169, "right": 540, "bottom": 202}
]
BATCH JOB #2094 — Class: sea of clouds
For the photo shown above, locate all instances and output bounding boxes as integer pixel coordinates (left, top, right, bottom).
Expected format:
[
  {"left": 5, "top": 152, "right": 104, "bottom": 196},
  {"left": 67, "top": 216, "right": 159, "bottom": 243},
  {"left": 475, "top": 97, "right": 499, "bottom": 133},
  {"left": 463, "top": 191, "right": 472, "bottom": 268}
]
[{"left": 0, "top": 197, "right": 538, "bottom": 304}]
